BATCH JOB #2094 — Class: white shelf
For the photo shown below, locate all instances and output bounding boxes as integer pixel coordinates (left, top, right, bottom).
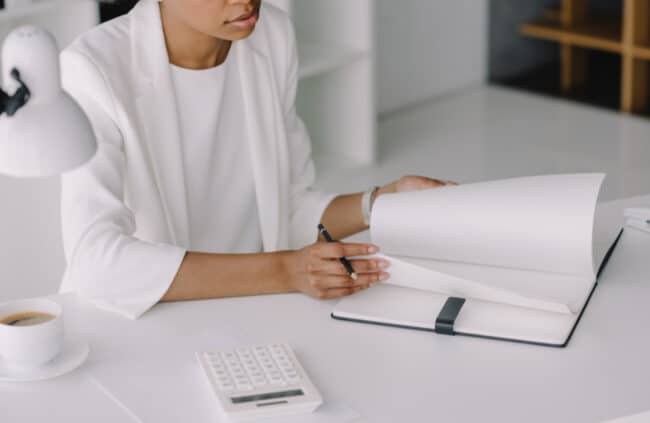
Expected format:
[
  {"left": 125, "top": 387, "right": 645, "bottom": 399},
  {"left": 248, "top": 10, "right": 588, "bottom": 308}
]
[
  {"left": 0, "top": 0, "right": 88, "bottom": 22},
  {"left": 297, "top": 39, "right": 367, "bottom": 80},
  {"left": 289, "top": 0, "right": 376, "bottom": 164}
]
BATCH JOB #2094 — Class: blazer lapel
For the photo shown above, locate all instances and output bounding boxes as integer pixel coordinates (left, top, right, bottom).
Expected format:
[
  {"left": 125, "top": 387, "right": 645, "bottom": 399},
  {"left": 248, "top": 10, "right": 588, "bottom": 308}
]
[
  {"left": 130, "top": 0, "right": 190, "bottom": 248},
  {"left": 235, "top": 42, "right": 287, "bottom": 251}
]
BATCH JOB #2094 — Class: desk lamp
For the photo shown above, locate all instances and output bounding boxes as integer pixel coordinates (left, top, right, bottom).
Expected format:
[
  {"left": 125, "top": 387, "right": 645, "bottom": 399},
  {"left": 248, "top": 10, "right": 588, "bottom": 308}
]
[{"left": 0, "top": 26, "right": 96, "bottom": 177}]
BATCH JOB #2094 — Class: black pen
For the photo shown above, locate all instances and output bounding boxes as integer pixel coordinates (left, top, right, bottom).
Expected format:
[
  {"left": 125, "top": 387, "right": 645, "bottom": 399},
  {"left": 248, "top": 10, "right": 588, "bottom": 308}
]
[{"left": 317, "top": 223, "right": 358, "bottom": 281}]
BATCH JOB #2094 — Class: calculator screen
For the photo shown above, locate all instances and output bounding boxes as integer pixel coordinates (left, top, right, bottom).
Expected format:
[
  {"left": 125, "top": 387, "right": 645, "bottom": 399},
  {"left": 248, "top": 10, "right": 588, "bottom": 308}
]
[{"left": 231, "top": 389, "right": 304, "bottom": 404}]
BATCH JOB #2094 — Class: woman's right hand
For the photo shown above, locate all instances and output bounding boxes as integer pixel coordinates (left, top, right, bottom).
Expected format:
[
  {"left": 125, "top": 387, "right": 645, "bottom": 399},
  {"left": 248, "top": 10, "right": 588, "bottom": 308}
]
[{"left": 283, "top": 242, "right": 390, "bottom": 299}]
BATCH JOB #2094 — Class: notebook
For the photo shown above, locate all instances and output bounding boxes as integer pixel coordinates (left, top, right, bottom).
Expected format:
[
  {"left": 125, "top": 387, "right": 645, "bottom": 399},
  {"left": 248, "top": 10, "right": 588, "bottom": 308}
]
[{"left": 332, "top": 174, "right": 623, "bottom": 347}]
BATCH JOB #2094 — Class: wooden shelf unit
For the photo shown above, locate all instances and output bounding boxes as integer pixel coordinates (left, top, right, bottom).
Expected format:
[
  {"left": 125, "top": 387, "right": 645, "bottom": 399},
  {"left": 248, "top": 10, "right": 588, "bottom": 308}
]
[{"left": 521, "top": 0, "right": 650, "bottom": 113}]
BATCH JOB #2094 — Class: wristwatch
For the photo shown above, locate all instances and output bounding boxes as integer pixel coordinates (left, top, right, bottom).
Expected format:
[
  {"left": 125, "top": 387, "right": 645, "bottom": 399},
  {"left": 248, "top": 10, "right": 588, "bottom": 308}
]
[{"left": 361, "top": 186, "right": 380, "bottom": 226}]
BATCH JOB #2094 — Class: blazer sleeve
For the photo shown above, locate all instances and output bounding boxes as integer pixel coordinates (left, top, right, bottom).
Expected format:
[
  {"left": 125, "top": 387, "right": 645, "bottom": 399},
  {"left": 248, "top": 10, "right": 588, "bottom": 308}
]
[
  {"left": 282, "top": 22, "right": 338, "bottom": 249},
  {"left": 59, "top": 49, "right": 187, "bottom": 319}
]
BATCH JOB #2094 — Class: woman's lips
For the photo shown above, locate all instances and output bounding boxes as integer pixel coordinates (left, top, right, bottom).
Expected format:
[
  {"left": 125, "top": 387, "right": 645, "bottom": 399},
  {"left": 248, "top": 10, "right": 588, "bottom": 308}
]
[{"left": 226, "top": 10, "right": 259, "bottom": 29}]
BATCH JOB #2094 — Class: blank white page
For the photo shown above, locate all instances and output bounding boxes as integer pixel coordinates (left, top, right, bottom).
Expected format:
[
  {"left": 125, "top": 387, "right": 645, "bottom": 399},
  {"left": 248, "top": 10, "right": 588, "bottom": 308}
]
[{"left": 371, "top": 173, "right": 605, "bottom": 277}]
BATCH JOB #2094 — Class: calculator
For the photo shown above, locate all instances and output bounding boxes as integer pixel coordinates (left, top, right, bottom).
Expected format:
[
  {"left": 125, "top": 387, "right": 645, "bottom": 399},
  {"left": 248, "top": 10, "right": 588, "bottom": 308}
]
[{"left": 196, "top": 343, "right": 323, "bottom": 422}]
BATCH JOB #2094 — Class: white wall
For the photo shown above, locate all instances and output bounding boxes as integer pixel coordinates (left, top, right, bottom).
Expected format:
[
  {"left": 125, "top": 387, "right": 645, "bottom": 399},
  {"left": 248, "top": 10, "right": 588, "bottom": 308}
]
[
  {"left": 0, "top": 177, "right": 64, "bottom": 301},
  {"left": 376, "top": 0, "right": 488, "bottom": 115}
]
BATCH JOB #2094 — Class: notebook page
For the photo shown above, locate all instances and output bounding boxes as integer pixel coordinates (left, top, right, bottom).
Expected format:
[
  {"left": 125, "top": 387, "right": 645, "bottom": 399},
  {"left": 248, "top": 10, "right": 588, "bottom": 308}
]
[
  {"left": 370, "top": 174, "right": 606, "bottom": 311},
  {"left": 375, "top": 253, "right": 571, "bottom": 314},
  {"left": 371, "top": 174, "right": 605, "bottom": 277}
]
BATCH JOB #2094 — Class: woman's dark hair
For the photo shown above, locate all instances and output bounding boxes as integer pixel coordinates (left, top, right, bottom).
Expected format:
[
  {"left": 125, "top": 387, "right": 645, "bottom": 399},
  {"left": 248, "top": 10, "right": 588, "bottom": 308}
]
[{"left": 100, "top": 0, "right": 139, "bottom": 23}]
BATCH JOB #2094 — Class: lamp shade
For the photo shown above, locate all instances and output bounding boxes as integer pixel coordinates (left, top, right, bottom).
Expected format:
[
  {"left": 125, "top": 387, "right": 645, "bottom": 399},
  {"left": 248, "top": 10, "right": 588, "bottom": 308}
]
[{"left": 0, "top": 26, "right": 97, "bottom": 178}]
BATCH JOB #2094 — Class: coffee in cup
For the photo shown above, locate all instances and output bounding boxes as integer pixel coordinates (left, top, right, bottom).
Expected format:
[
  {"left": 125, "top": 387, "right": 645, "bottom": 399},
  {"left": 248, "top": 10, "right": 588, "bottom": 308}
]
[{"left": 0, "top": 311, "right": 56, "bottom": 327}]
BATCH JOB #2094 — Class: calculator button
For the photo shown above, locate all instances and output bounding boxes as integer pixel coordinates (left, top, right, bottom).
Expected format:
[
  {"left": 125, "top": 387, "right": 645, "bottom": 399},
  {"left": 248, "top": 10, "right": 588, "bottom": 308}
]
[
  {"left": 216, "top": 379, "right": 235, "bottom": 392},
  {"left": 276, "top": 362, "right": 289, "bottom": 370},
  {"left": 268, "top": 370, "right": 284, "bottom": 382},
  {"left": 284, "top": 371, "right": 300, "bottom": 383},
  {"left": 276, "top": 359, "right": 290, "bottom": 368},
  {"left": 237, "top": 353, "right": 253, "bottom": 361},
  {"left": 235, "top": 380, "right": 252, "bottom": 390},
  {"left": 247, "top": 368, "right": 262, "bottom": 378},
  {"left": 252, "top": 376, "right": 268, "bottom": 387},
  {"left": 269, "top": 376, "right": 286, "bottom": 386},
  {"left": 217, "top": 378, "right": 233, "bottom": 387},
  {"left": 213, "top": 369, "right": 228, "bottom": 378},
  {"left": 246, "top": 365, "right": 261, "bottom": 373},
  {"left": 271, "top": 346, "right": 285, "bottom": 354}
]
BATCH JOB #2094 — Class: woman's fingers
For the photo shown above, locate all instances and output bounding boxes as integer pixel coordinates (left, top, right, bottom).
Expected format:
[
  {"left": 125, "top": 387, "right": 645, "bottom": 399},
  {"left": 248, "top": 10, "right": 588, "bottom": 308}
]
[
  {"left": 396, "top": 175, "right": 458, "bottom": 192},
  {"left": 313, "top": 242, "right": 379, "bottom": 259},
  {"left": 309, "top": 272, "right": 389, "bottom": 290},
  {"left": 308, "top": 258, "right": 390, "bottom": 275},
  {"left": 422, "top": 178, "right": 453, "bottom": 188}
]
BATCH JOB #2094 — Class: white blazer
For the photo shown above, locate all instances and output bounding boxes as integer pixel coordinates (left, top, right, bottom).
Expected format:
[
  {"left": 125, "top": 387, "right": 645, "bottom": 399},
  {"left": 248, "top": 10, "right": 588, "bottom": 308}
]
[{"left": 59, "top": 0, "right": 335, "bottom": 319}]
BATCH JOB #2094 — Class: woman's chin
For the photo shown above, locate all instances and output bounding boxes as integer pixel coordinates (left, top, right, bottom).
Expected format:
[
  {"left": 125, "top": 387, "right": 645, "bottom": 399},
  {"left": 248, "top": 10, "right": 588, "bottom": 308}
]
[{"left": 214, "top": 26, "right": 256, "bottom": 41}]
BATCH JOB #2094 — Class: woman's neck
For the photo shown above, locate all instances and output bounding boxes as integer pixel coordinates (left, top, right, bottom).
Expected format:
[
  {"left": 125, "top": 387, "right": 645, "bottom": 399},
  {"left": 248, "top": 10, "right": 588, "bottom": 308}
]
[{"left": 160, "top": 4, "right": 232, "bottom": 70}]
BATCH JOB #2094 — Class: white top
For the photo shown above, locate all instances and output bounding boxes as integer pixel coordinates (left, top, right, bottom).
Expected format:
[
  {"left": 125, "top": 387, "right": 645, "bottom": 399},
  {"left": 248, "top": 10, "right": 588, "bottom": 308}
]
[{"left": 170, "top": 59, "right": 262, "bottom": 254}]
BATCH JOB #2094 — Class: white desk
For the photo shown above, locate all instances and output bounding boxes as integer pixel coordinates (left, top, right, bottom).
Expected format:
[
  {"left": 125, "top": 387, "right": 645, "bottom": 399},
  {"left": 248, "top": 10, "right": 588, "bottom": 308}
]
[{"left": 2, "top": 195, "right": 650, "bottom": 423}]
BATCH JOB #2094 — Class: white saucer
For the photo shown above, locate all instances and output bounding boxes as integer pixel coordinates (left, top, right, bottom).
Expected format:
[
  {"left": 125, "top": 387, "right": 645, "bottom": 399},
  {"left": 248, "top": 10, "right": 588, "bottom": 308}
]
[{"left": 0, "top": 340, "right": 90, "bottom": 382}]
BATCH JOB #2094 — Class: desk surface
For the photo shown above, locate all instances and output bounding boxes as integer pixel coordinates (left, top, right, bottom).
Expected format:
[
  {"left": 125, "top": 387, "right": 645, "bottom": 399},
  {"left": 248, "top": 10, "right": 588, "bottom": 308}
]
[{"left": 2, "top": 195, "right": 650, "bottom": 423}]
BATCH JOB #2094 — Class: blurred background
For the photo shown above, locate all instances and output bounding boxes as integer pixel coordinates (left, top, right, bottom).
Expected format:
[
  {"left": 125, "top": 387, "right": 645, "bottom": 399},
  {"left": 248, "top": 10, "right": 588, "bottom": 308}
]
[{"left": 1, "top": 0, "right": 649, "bottom": 301}]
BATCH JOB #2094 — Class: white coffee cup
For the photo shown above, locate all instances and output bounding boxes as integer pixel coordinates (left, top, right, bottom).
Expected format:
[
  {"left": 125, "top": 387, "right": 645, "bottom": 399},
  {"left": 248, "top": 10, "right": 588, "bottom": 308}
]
[{"left": 0, "top": 299, "right": 63, "bottom": 369}]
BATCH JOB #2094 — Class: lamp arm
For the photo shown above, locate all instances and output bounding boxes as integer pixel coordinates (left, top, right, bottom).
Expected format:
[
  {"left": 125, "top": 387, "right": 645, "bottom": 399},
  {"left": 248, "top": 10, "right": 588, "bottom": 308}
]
[{"left": 0, "top": 68, "right": 31, "bottom": 117}]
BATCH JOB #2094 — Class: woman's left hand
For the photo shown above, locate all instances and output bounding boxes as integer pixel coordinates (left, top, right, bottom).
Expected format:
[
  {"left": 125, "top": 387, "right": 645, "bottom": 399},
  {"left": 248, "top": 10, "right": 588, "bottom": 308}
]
[{"left": 377, "top": 175, "right": 457, "bottom": 196}]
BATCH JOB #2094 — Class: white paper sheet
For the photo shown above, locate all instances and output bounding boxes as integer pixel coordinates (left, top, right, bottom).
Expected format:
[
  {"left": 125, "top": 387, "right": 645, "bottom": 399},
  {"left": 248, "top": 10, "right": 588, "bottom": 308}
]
[
  {"left": 374, "top": 253, "right": 571, "bottom": 314},
  {"left": 370, "top": 174, "right": 607, "bottom": 311}
]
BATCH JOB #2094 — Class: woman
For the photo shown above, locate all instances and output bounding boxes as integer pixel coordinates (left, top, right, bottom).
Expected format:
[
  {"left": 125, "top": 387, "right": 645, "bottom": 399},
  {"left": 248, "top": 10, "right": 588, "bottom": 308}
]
[{"left": 59, "top": 0, "right": 452, "bottom": 319}]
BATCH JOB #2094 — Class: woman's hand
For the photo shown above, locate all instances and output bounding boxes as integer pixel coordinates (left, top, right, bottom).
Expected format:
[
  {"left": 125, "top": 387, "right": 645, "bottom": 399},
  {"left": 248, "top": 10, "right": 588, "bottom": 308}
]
[
  {"left": 283, "top": 242, "right": 390, "bottom": 299},
  {"left": 378, "top": 175, "right": 457, "bottom": 196}
]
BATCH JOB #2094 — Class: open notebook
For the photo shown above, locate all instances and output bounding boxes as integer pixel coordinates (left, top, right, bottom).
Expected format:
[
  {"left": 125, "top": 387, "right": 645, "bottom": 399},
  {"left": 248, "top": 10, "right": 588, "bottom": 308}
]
[{"left": 332, "top": 174, "right": 623, "bottom": 347}]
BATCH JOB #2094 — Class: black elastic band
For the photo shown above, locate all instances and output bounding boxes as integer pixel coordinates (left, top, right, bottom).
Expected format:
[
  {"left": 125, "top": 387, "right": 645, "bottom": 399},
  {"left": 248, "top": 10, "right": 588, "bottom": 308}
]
[{"left": 435, "top": 297, "right": 466, "bottom": 335}]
